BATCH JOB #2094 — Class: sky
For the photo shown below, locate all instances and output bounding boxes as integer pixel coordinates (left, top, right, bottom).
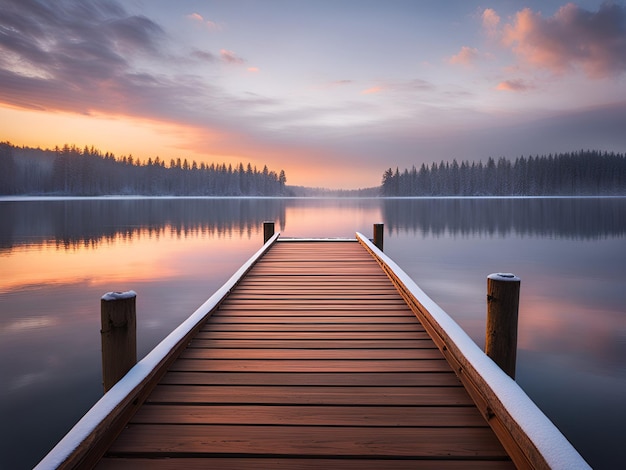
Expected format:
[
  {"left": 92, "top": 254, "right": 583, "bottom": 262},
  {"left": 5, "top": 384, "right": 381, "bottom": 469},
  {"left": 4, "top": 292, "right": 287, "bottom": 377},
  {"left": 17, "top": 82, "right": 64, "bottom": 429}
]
[{"left": 1, "top": 0, "right": 625, "bottom": 189}]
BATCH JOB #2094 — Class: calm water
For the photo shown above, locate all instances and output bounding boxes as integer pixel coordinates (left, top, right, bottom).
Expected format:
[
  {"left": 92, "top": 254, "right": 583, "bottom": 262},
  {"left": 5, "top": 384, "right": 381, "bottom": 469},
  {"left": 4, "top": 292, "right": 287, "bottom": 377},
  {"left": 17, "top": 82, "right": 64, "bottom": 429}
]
[{"left": 1, "top": 197, "right": 625, "bottom": 469}]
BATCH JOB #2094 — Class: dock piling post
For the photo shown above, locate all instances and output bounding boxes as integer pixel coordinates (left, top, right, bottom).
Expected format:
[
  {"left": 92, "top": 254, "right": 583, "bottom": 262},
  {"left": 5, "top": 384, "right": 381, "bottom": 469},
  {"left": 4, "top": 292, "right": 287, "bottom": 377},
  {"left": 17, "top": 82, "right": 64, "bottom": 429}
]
[
  {"left": 373, "top": 223, "right": 384, "bottom": 251},
  {"left": 485, "top": 273, "right": 520, "bottom": 379},
  {"left": 263, "top": 221, "right": 275, "bottom": 244},
  {"left": 101, "top": 291, "right": 137, "bottom": 393}
]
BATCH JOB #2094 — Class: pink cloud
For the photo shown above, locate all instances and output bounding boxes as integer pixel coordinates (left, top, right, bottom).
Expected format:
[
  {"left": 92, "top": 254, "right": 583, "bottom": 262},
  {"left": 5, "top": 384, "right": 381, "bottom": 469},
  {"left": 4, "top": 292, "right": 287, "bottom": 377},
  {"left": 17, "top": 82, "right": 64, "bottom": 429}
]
[
  {"left": 361, "top": 86, "right": 384, "bottom": 95},
  {"left": 187, "top": 12, "right": 221, "bottom": 31},
  {"left": 500, "top": 3, "right": 626, "bottom": 78},
  {"left": 482, "top": 8, "right": 501, "bottom": 36},
  {"left": 220, "top": 49, "right": 245, "bottom": 64},
  {"left": 496, "top": 79, "right": 533, "bottom": 92},
  {"left": 187, "top": 13, "right": 203, "bottom": 22},
  {"left": 448, "top": 46, "right": 480, "bottom": 66},
  {"left": 247, "top": 66, "right": 259, "bottom": 73}
]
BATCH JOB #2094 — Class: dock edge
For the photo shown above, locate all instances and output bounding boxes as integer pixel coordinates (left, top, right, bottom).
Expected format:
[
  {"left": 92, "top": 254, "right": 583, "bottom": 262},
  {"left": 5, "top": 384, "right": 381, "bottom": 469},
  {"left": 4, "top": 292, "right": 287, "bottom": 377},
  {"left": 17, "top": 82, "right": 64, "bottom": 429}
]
[
  {"left": 34, "top": 232, "right": 281, "bottom": 470},
  {"left": 356, "top": 232, "right": 590, "bottom": 470}
]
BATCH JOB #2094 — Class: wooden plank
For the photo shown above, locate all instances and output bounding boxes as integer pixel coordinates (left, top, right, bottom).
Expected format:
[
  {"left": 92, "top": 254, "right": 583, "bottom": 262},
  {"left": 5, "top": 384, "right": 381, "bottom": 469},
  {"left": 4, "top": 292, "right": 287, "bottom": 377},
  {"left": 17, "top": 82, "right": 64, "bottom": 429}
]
[
  {"left": 206, "top": 315, "right": 419, "bottom": 324},
  {"left": 249, "top": 259, "right": 385, "bottom": 265},
  {"left": 256, "top": 262, "right": 378, "bottom": 266},
  {"left": 169, "top": 358, "right": 448, "bottom": 372},
  {"left": 247, "top": 271, "right": 387, "bottom": 276},
  {"left": 97, "top": 458, "right": 515, "bottom": 470},
  {"left": 215, "top": 304, "right": 411, "bottom": 311},
  {"left": 180, "top": 348, "right": 443, "bottom": 360},
  {"left": 233, "top": 285, "right": 399, "bottom": 291},
  {"left": 195, "top": 331, "right": 432, "bottom": 340},
  {"left": 188, "top": 339, "right": 435, "bottom": 349},
  {"left": 106, "top": 425, "right": 509, "bottom": 458},
  {"left": 212, "top": 309, "right": 415, "bottom": 315},
  {"left": 225, "top": 294, "right": 405, "bottom": 301},
  {"left": 219, "top": 299, "right": 409, "bottom": 306},
  {"left": 200, "top": 323, "right": 425, "bottom": 332},
  {"left": 159, "top": 371, "right": 462, "bottom": 386},
  {"left": 146, "top": 385, "right": 472, "bottom": 405},
  {"left": 231, "top": 291, "right": 401, "bottom": 296},
  {"left": 237, "top": 279, "right": 396, "bottom": 285},
  {"left": 247, "top": 269, "right": 386, "bottom": 275},
  {"left": 131, "top": 404, "right": 488, "bottom": 427}
]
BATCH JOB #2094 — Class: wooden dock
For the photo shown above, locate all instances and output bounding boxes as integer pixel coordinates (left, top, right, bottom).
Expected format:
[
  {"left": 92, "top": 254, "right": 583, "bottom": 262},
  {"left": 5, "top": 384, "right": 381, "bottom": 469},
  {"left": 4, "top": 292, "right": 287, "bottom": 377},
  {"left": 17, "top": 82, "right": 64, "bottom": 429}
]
[{"left": 36, "top": 232, "right": 590, "bottom": 470}]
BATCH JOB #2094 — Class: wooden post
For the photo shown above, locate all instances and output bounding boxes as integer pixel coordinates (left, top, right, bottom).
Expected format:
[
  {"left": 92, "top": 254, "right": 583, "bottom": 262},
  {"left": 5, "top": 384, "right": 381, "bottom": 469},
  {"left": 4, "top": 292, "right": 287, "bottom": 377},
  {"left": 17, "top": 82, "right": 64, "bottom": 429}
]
[
  {"left": 101, "top": 291, "right": 137, "bottom": 393},
  {"left": 373, "top": 223, "right": 384, "bottom": 251},
  {"left": 263, "top": 221, "right": 275, "bottom": 244},
  {"left": 485, "top": 273, "right": 520, "bottom": 379}
]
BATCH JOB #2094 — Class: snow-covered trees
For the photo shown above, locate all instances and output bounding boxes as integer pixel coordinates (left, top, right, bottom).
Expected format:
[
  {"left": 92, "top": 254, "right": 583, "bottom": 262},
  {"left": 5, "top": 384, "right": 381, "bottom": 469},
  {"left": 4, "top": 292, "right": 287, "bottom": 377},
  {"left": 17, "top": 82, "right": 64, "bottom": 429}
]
[
  {"left": 380, "top": 151, "right": 626, "bottom": 196},
  {"left": 0, "top": 142, "right": 287, "bottom": 196}
]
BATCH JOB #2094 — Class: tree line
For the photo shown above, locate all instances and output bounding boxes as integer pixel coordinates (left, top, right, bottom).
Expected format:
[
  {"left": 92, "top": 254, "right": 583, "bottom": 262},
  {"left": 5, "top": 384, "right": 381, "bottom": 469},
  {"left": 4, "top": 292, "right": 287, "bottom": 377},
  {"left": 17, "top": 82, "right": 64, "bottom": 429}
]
[
  {"left": 381, "top": 150, "right": 626, "bottom": 196},
  {"left": 0, "top": 142, "right": 287, "bottom": 196}
]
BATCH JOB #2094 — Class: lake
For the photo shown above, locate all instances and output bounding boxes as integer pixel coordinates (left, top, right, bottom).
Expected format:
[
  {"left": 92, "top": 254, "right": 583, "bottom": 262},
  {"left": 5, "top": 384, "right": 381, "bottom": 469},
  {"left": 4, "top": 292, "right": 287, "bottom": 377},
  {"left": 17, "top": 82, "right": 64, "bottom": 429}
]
[{"left": 1, "top": 197, "right": 624, "bottom": 469}]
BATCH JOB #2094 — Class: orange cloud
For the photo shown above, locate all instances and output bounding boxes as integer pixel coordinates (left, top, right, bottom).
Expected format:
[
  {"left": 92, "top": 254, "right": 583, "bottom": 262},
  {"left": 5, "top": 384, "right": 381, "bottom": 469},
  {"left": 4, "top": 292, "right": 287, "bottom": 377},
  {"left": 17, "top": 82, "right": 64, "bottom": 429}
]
[
  {"left": 361, "top": 86, "right": 383, "bottom": 95},
  {"left": 500, "top": 3, "right": 626, "bottom": 78},
  {"left": 496, "top": 79, "right": 532, "bottom": 92},
  {"left": 247, "top": 66, "right": 260, "bottom": 73},
  {"left": 448, "top": 46, "right": 480, "bottom": 66}
]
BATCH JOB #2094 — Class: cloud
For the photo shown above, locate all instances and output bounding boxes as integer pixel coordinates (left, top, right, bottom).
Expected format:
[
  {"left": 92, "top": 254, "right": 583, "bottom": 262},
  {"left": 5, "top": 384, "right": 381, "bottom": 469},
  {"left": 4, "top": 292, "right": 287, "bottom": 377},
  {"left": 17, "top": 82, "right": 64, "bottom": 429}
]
[
  {"left": 0, "top": 0, "right": 166, "bottom": 76},
  {"left": 192, "top": 49, "right": 217, "bottom": 62},
  {"left": 393, "top": 79, "right": 436, "bottom": 93},
  {"left": 499, "top": 2, "right": 626, "bottom": 78},
  {"left": 359, "top": 79, "right": 432, "bottom": 96},
  {"left": 0, "top": 0, "right": 279, "bottom": 146},
  {"left": 496, "top": 79, "right": 533, "bottom": 92},
  {"left": 247, "top": 66, "right": 260, "bottom": 73},
  {"left": 361, "top": 86, "right": 384, "bottom": 95},
  {"left": 448, "top": 46, "right": 480, "bottom": 66},
  {"left": 187, "top": 12, "right": 221, "bottom": 30},
  {"left": 0, "top": 0, "right": 224, "bottom": 121},
  {"left": 220, "top": 49, "right": 245, "bottom": 64},
  {"left": 482, "top": 8, "right": 501, "bottom": 33}
]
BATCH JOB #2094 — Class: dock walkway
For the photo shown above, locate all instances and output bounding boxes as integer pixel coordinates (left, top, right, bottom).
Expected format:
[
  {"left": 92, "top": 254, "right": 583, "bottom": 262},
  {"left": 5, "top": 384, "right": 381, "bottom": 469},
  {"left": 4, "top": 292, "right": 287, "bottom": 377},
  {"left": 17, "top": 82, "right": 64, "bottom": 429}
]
[
  {"left": 37, "top": 232, "right": 590, "bottom": 469},
  {"left": 96, "top": 239, "right": 512, "bottom": 468}
]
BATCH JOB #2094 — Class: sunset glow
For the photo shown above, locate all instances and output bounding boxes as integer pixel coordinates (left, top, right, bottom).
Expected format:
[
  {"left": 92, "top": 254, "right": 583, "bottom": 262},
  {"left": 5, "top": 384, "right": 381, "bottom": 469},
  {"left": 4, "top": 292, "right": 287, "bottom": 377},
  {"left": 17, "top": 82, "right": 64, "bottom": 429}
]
[
  {"left": 1, "top": 0, "right": 625, "bottom": 188},
  {"left": 0, "top": 229, "right": 201, "bottom": 293}
]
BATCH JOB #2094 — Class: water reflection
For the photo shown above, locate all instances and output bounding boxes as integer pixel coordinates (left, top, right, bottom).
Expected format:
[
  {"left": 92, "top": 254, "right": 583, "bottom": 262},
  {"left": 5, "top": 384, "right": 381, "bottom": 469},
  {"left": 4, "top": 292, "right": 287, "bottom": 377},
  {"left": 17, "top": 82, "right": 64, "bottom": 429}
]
[
  {"left": 3, "top": 198, "right": 623, "bottom": 254},
  {"left": 0, "top": 198, "right": 288, "bottom": 251},
  {"left": 382, "top": 198, "right": 626, "bottom": 239}
]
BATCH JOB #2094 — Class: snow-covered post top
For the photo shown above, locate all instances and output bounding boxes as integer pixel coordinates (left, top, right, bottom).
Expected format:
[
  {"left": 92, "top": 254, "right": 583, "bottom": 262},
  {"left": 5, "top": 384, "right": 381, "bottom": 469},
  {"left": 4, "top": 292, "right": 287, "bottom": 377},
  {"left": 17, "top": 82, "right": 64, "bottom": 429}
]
[
  {"left": 101, "top": 290, "right": 137, "bottom": 301},
  {"left": 101, "top": 290, "right": 137, "bottom": 393},
  {"left": 487, "top": 273, "right": 520, "bottom": 283},
  {"left": 263, "top": 221, "right": 275, "bottom": 244},
  {"left": 486, "top": 273, "right": 520, "bottom": 379}
]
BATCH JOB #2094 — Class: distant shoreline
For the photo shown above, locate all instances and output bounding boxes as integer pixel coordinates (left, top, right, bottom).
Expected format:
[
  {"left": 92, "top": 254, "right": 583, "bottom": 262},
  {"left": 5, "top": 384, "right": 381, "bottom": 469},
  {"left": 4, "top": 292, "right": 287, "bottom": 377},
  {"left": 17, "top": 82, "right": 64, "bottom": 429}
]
[{"left": 2, "top": 195, "right": 626, "bottom": 202}]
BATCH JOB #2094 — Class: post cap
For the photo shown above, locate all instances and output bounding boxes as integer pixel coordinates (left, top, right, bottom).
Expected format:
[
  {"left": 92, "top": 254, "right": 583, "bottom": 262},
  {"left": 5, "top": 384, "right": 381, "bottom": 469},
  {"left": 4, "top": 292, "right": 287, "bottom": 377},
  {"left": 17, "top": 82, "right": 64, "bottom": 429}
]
[
  {"left": 488, "top": 273, "right": 520, "bottom": 282},
  {"left": 101, "top": 290, "right": 137, "bottom": 301}
]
